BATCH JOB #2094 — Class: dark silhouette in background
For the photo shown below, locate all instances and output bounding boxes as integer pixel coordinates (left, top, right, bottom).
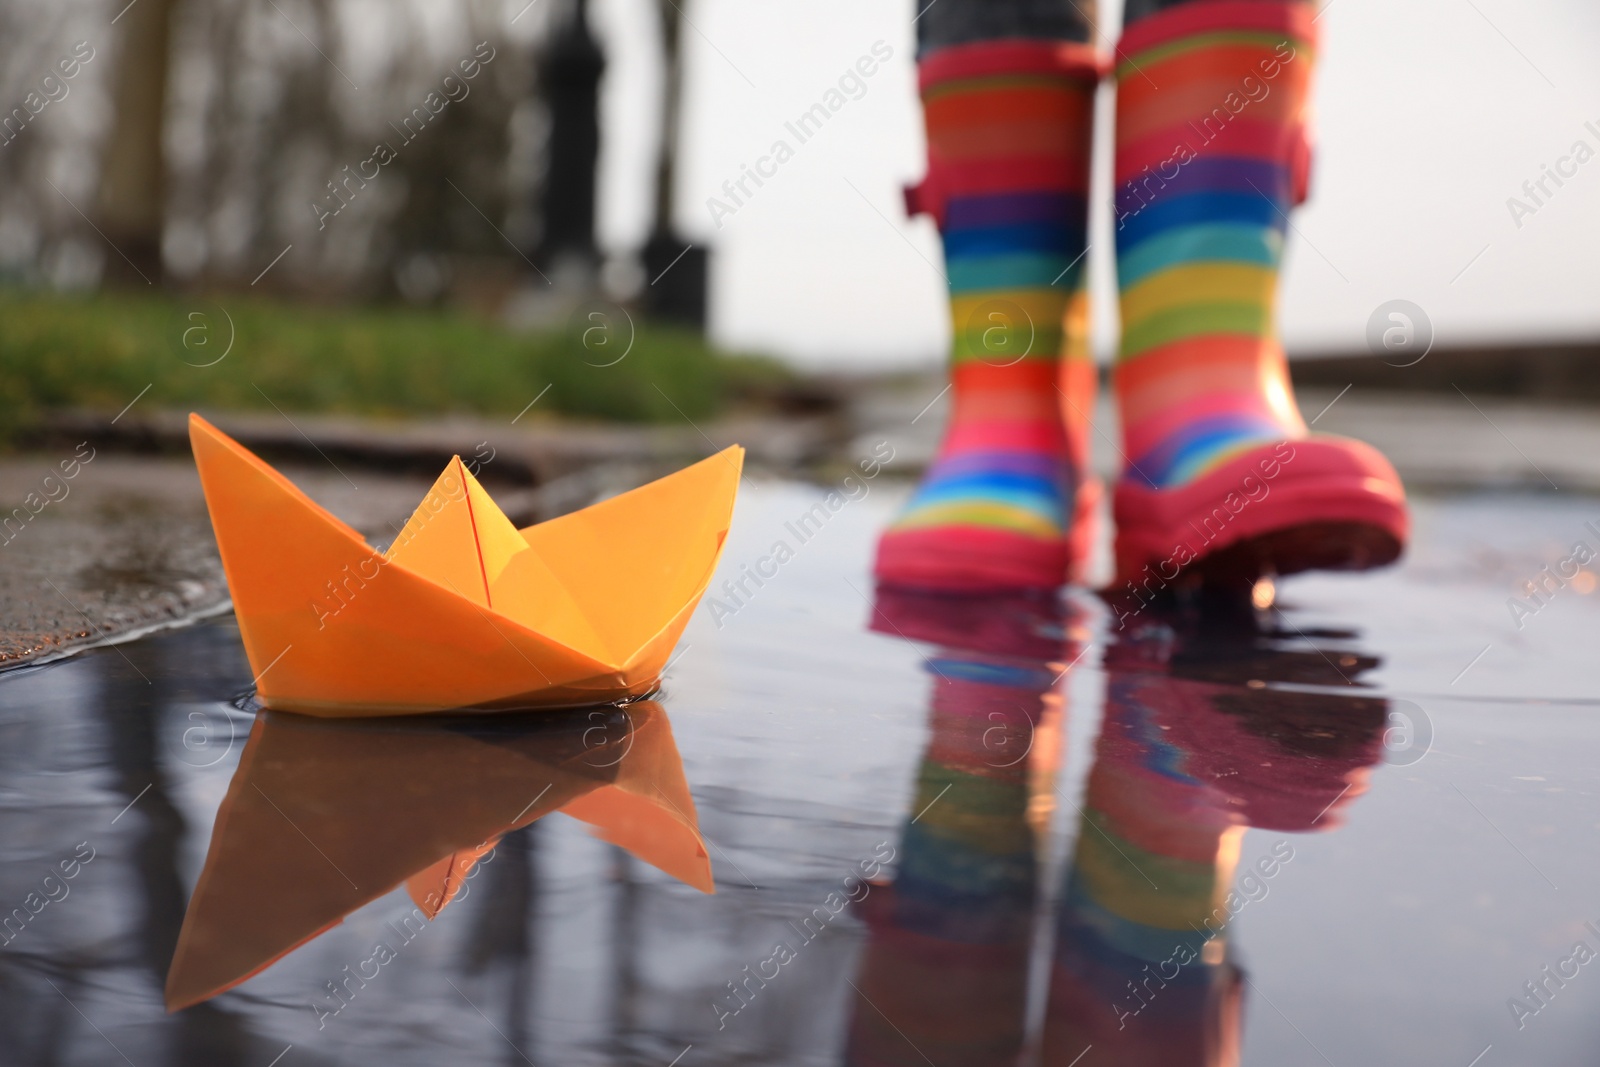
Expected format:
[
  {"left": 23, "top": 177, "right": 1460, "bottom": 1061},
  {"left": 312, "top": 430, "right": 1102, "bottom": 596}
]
[
  {"left": 537, "top": 0, "right": 604, "bottom": 289},
  {"left": 641, "top": 0, "right": 709, "bottom": 327}
]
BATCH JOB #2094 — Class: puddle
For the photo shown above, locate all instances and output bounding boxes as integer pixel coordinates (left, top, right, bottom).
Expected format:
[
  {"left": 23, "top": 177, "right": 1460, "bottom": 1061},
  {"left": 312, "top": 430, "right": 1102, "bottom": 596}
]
[{"left": 0, "top": 480, "right": 1597, "bottom": 1066}]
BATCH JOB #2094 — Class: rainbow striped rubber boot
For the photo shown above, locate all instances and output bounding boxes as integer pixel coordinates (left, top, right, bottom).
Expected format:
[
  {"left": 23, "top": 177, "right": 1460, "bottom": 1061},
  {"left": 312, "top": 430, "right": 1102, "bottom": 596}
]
[
  {"left": 875, "top": 39, "right": 1103, "bottom": 592},
  {"left": 1110, "top": 0, "right": 1407, "bottom": 597}
]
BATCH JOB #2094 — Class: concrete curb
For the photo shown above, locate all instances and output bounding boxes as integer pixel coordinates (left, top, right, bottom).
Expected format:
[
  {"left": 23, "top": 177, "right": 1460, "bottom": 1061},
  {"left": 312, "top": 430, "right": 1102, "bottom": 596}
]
[{"left": 27, "top": 406, "right": 846, "bottom": 486}]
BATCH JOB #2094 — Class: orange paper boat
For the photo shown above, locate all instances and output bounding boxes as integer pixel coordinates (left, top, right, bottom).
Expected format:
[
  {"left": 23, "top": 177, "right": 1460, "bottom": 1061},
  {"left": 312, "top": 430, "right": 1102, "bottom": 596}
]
[
  {"left": 189, "top": 414, "right": 742, "bottom": 715},
  {"left": 165, "top": 701, "right": 712, "bottom": 1011}
]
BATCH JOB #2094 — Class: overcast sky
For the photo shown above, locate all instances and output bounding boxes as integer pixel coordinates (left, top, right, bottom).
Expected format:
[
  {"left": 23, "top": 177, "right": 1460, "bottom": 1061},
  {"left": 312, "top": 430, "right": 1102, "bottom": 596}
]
[{"left": 589, "top": 0, "right": 1600, "bottom": 370}]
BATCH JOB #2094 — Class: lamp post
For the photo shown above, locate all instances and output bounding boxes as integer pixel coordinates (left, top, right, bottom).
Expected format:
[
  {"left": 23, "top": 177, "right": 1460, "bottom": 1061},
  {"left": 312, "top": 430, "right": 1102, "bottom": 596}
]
[
  {"left": 536, "top": 0, "right": 605, "bottom": 290},
  {"left": 640, "top": 0, "right": 708, "bottom": 327}
]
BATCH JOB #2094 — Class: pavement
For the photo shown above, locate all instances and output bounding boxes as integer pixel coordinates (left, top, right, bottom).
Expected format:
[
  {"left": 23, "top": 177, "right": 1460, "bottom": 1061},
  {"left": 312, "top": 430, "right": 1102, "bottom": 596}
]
[
  {"left": 2, "top": 380, "right": 1596, "bottom": 668},
  {"left": 854, "top": 378, "right": 1600, "bottom": 493},
  {"left": 0, "top": 401, "right": 847, "bottom": 668},
  {"left": 0, "top": 454, "right": 429, "bottom": 667}
]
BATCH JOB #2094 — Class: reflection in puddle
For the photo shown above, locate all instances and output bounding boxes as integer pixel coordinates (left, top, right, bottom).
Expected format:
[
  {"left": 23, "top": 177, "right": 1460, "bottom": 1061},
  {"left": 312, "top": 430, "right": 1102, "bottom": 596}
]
[
  {"left": 167, "top": 700, "right": 710, "bottom": 1011},
  {"left": 851, "top": 588, "right": 1388, "bottom": 1066},
  {"left": 1, "top": 559, "right": 1543, "bottom": 1066}
]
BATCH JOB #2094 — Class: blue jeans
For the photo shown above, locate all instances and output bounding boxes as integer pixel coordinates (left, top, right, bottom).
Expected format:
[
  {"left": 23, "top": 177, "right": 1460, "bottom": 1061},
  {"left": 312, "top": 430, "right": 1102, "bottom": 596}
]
[{"left": 917, "top": 0, "right": 1297, "bottom": 53}]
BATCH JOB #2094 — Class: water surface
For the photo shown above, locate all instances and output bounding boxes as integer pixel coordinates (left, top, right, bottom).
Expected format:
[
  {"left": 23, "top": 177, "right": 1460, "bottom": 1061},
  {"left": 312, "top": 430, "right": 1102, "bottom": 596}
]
[{"left": 1, "top": 482, "right": 1597, "bottom": 1066}]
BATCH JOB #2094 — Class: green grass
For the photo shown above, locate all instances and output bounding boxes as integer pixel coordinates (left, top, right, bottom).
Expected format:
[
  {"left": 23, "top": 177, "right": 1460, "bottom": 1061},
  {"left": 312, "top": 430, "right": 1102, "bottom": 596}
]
[{"left": 0, "top": 291, "right": 790, "bottom": 431}]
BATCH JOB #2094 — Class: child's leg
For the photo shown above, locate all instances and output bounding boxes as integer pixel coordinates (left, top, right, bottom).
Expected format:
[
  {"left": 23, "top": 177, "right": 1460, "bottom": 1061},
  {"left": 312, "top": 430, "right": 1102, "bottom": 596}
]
[
  {"left": 1109, "top": 0, "right": 1409, "bottom": 591},
  {"left": 874, "top": 5, "right": 1102, "bottom": 592},
  {"left": 917, "top": 0, "right": 1093, "bottom": 51}
]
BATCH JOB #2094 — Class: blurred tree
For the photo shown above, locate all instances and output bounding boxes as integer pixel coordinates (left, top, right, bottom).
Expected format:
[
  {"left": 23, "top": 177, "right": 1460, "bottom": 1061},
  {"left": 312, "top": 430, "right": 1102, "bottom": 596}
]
[
  {"left": 4, "top": 0, "right": 547, "bottom": 303},
  {"left": 98, "top": 0, "right": 177, "bottom": 284},
  {"left": 387, "top": 14, "right": 533, "bottom": 310}
]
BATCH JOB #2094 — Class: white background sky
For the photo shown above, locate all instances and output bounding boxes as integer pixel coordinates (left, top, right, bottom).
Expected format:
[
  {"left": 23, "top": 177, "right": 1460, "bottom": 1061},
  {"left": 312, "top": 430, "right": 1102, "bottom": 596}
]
[{"left": 587, "top": 0, "right": 1600, "bottom": 371}]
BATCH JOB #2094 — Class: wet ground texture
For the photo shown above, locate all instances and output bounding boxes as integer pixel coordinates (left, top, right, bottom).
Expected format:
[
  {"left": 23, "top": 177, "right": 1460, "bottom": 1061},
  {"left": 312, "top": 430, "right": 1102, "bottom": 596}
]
[{"left": 1, "top": 454, "right": 1598, "bottom": 1066}]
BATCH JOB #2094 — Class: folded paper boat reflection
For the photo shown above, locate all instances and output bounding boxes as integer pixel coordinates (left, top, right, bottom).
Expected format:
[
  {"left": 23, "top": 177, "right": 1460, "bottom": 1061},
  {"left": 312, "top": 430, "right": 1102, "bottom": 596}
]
[
  {"left": 165, "top": 700, "right": 711, "bottom": 1011},
  {"left": 189, "top": 414, "right": 742, "bottom": 714}
]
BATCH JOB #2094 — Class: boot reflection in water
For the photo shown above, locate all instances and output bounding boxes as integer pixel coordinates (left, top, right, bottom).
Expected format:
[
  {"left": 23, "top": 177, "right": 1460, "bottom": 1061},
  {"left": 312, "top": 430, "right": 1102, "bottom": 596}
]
[
  {"left": 1040, "top": 619, "right": 1389, "bottom": 1066},
  {"left": 856, "top": 589, "right": 1390, "bottom": 1066},
  {"left": 848, "top": 588, "right": 1078, "bottom": 1067}
]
